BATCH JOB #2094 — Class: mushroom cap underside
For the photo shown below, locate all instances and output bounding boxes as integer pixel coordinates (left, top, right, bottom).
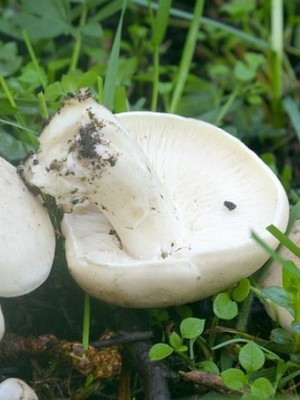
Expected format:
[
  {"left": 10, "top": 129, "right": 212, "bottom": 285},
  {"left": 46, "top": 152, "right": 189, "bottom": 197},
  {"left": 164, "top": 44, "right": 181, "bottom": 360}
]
[
  {"left": 62, "top": 112, "right": 289, "bottom": 308},
  {"left": 0, "top": 157, "right": 55, "bottom": 297}
]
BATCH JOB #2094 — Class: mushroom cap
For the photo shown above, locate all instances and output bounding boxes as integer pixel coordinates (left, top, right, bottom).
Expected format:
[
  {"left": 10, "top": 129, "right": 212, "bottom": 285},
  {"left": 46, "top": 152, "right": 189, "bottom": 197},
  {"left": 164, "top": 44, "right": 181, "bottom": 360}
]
[
  {"left": 0, "top": 378, "right": 38, "bottom": 400},
  {"left": 0, "top": 157, "right": 55, "bottom": 297},
  {"left": 0, "top": 306, "right": 4, "bottom": 341},
  {"left": 61, "top": 112, "right": 289, "bottom": 308},
  {"left": 261, "top": 219, "right": 300, "bottom": 331}
]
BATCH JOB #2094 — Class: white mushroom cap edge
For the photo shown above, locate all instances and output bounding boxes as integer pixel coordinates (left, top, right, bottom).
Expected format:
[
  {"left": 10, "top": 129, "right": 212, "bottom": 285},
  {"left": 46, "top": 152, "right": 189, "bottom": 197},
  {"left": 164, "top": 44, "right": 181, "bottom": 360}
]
[
  {"left": 22, "top": 92, "right": 290, "bottom": 308},
  {"left": 0, "top": 157, "right": 55, "bottom": 298},
  {"left": 0, "top": 378, "right": 38, "bottom": 400}
]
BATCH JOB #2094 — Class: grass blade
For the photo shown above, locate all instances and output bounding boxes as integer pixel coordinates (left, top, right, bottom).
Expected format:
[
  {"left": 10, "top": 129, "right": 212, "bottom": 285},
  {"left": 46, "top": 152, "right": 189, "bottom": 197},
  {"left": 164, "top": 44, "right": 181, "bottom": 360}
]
[
  {"left": 270, "top": 0, "right": 284, "bottom": 125},
  {"left": 283, "top": 97, "right": 300, "bottom": 142},
  {"left": 22, "top": 30, "right": 47, "bottom": 89},
  {"left": 103, "top": 0, "right": 128, "bottom": 110},
  {"left": 267, "top": 225, "right": 300, "bottom": 259},
  {"left": 169, "top": 0, "right": 204, "bottom": 113},
  {"left": 149, "top": 0, "right": 172, "bottom": 111},
  {"left": 0, "top": 118, "right": 37, "bottom": 134},
  {"left": 151, "top": 0, "right": 172, "bottom": 48}
]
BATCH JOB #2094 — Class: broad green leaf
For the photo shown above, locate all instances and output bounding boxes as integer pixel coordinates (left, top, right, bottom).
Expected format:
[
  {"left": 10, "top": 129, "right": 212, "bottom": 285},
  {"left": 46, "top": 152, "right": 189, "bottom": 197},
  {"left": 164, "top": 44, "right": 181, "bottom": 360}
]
[
  {"left": 169, "top": 331, "right": 182, "bottom": 349},
  {"left": 270, "top": 328, "right": 292, "bottom": 346},
  {"left": 149, "top": 343, "right": 173, "bottom": 361},
  {"left": 234, "top": 61, "right": 255, "bottom": 82},
  {"left": 175, "top": 345, "right": 188, "bottom": 353},
  {"left": 15, "top": 0, "right": 71, "bottom": 40},
  {"left": 221, "top": 368, "right": 248, "bottom": 390},
  {"left": 261, "top": 286, "right": 293, "bottom": 314},
  {"left": 0, "top": 42, "right": 23, "bottom": 77},
  {"left": 289, "top": 201, "right": 300, "bottom": 231},
  {"left": 283, "top": 96, "right": 300, "bottom": 142},
  {"left": 282, "top": 260, "right": 300, "bottom": 295},
  {"left": 197, "top": 360, "right": 219, "bottom": 374},
  {"left": 232, "top": 279, "right": 250, "bottom": 302},
  {"left": 15, "top": 12, "right": 71, "bottom": 40},
  {"left": 239, "top": 341, "right": 265, "bottom": 373},
  {"left": 244, "top": 52, "right": 265, "bottom": 69},
  {"left": 0, "top": 130, "right": 26, "bottom": 161},
  {"left": 180, "top": 318, "right": 205, "bottom": 339},
  {"left": 213, "top": 293, "right": 238, "bottom": 320},
  {"left": 291, "top": 321, "right": 300, "bottom": 335},
  {"left": 220, "top": 0, "right": 255, "bottom": 17},
  {"left": 82, "top": 21, "right": 103, "bottom": 38},
  {"left": 251, "top": 377, "right": 275, "bottom": 399}
]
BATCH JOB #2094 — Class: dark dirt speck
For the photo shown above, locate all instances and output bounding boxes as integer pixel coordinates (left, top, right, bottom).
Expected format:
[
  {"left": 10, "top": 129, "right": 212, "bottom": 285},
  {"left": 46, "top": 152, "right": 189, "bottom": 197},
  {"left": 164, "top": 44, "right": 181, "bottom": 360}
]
[{"left": 224, "top": 201, "right": 237, "bottom": 211}]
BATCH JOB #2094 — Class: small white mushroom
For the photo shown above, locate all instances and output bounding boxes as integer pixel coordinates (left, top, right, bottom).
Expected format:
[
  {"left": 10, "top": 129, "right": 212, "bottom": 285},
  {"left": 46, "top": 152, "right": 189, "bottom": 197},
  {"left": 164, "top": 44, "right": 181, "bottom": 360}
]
[
  {"left": 261, "top": 219, "right": 300, "bottom": 330},
  {"left": 22, "top": 91, "right": 290, "bottom": 308},
  {"left": 0, "top": 157, "right": 56, "bottom": 337},
  {"left": 0, "top": 378, "right": 38, "bottom": 400}
]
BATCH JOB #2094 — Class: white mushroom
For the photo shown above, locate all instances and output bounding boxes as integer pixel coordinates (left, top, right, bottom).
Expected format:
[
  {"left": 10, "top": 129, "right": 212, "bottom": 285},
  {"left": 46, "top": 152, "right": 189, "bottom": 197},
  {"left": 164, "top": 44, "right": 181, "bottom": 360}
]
[
  {"left": 22, "top": 91, "right": 289, "bottom": 308},
  {"left": 0, "top": 156, "right": 55, "bottom": 337},
  {"left": 0, "top": 378, "right": 38, "bottom": 400},
  {"left": 261, "top": 219, "right": 300, "bottom": 330}
]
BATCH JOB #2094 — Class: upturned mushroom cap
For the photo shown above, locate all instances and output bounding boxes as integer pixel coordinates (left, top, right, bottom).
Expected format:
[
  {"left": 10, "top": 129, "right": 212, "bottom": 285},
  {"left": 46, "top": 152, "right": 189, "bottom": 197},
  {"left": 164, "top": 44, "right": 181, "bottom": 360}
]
[
  {"left": 0, "top": 378, "right": 38, "bottom": 400},
  {"left": 0, "top": 157, "right": 55, "bottom": 297},
  {"left": 261, "top": 219, "right": 300, "bottom": 330},
  {"left": 22, "top": 95, "right": 289, "bottom": 308}
]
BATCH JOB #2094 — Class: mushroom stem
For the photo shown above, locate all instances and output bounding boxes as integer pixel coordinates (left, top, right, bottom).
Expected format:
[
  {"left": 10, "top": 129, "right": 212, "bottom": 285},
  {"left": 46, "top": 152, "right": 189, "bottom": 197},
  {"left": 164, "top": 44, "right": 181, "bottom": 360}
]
[{"left": 23, "top": 92, "right": 186, "bottom": 259}]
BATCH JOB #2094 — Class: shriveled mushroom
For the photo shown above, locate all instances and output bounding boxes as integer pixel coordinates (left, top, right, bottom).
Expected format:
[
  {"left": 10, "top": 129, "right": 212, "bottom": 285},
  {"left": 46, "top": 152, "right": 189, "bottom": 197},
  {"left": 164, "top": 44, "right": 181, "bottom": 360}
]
[
  {"left": 261, "top": 219, "right": 300, "bottom": 330},
  {"left": 0, "top": 156, "right": 55, "bottom": 336},
  {"left": 0, "top": 378, "right": 38, "bottom": 400},
  {"left": 22, "top": 90, "right": 289, "bottom": 308}
]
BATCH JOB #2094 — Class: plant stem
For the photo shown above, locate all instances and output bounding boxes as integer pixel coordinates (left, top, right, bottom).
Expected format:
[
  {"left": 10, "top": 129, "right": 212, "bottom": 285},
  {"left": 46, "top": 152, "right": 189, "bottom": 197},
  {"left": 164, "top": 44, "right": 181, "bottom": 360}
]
[
  {"left": 291, "top": 291, "right": 300, "bottom": 354},
  {"left": 37, "top": 92, "right": 49, "bottom": 120},
  {"left": 270, "top": 0, "right": 284, "bottom": 126},
  {"left": 82, "top": 294, "right": 90, "bottom": 351},
  {"left": 149, "top": 0, "right": 172, "bottom": 111},
  {"left": 69, "top": 2, "right": 89, "bottom": 72},
  {"left": 22, "top": 30, "right": 47, "bottom": 89},
  {"left": 0, "top": 72, "right": 17, "bottom": 108},
  {"left": 97, "top": 76, "right": 104, "bottom": 104},
  {"left": 0, "top": 72, "right": 26, "bottom": 126},
  {"left": 169, "top": 0, "right": 204, "bottom": 114},
  {"left": 151, "top": 48, "right": 160, "bottom": 111},
  {"left": 214, "top": 86, "right": 239, "bottom": 127},
  {"left": 236, "top": 293, "right": 253, "bottom": 332}
]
